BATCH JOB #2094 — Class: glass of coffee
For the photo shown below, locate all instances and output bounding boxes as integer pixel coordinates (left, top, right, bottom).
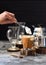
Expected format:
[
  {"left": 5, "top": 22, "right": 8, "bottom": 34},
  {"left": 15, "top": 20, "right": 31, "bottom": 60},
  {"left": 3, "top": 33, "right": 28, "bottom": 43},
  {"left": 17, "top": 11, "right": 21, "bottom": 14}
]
[{"left": 21, "top": 35, "right": 34, "bottom": 50}]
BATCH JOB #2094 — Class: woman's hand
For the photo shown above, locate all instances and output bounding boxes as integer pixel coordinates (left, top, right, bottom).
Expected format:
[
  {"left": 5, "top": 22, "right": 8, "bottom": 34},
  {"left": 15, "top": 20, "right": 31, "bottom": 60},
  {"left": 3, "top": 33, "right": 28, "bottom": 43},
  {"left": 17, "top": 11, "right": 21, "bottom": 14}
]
[{"left": 0, "top": 11, "right": 17, "bottom": 24}]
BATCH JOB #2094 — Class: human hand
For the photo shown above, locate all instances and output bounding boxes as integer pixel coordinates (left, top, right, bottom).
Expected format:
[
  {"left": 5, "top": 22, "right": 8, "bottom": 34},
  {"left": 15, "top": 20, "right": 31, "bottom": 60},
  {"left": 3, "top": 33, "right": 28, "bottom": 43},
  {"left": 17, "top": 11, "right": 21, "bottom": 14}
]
[{"left": 0, "top": 11, "right": 17, "bottom": 24}]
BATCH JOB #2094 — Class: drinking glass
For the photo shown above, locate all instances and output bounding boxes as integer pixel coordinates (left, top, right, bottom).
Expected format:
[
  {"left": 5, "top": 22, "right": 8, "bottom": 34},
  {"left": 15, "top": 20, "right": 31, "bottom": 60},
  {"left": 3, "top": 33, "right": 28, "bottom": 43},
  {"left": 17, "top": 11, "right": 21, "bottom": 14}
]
[{"left": 7, "top": 26, "right": 19, "bottom": 51}]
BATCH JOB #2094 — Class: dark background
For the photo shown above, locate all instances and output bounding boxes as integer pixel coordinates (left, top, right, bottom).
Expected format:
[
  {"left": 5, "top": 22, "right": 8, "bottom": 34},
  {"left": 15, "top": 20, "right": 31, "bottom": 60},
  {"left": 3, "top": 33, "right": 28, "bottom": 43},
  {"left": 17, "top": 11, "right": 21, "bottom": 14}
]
[{"left": 0, "top": 0, "right": 46, "bottom": 40}]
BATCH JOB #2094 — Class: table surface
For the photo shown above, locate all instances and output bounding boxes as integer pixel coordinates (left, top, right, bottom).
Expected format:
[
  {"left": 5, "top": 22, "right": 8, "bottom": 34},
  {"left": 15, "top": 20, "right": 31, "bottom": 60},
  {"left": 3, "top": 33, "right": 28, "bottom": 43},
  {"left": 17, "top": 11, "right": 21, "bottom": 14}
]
[{"left": 0, "top": 41, "right": 46, "bottom": 65}]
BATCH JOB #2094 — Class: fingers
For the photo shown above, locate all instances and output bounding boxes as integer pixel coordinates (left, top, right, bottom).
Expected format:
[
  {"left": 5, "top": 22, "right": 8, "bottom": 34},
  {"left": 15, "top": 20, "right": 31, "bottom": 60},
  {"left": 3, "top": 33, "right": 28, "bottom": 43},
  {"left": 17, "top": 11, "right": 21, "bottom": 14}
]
[
  {"left": 4, "top": 11, "right": 15, "bottom": 17},
  {"left": 0, "top": 11, "right": 17, "bottom": 24},
  {"left": 6, "top": 14, "right": 17, "bottom": 23},
  {"left": 6, "top": 11, "right": 15, "bottom": 17},
  {"left": 3, "top": 11, "right": 17, "bottom": 23}
]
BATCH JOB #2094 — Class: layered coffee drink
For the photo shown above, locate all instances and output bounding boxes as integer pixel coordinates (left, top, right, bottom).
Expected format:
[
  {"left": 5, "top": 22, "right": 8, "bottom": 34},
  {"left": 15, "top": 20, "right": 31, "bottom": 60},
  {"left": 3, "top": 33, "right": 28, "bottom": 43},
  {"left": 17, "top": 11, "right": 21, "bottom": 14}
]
[{"left": 21, "top": 35, "right": 34, "bottom": 49}]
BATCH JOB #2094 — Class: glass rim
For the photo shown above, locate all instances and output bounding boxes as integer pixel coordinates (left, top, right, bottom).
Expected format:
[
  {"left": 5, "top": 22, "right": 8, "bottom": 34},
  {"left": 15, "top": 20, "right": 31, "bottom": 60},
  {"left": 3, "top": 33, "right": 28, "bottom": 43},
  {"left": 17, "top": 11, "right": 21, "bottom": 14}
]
[
  {"left": 18, "top": 22, "right": 26, "bottom": 25},
  {"left": 8, "top": 26, "right": 19, "bottom": 28}
]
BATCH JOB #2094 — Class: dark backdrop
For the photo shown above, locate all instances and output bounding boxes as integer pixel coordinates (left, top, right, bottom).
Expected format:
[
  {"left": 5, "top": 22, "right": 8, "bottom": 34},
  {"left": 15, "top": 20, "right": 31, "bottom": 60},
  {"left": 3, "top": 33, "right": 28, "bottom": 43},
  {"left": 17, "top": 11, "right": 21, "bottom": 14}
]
[{"left": 0, "top": 0, "right": 46, "bottom": 40}]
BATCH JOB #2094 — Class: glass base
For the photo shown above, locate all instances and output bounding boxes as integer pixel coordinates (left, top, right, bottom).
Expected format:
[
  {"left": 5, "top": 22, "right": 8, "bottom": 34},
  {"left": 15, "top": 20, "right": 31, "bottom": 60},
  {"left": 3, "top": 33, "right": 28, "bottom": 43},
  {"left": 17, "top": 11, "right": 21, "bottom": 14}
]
[{"left": 7, "top": 46, "right": 20, "bottom": 52}]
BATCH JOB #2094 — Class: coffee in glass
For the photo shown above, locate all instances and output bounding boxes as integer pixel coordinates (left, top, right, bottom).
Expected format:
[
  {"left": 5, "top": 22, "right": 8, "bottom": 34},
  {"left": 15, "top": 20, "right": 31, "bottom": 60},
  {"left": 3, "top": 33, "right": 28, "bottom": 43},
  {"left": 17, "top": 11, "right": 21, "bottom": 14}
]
[{"left": 22, "top": 35, "right": 34, "bottom": 49}]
